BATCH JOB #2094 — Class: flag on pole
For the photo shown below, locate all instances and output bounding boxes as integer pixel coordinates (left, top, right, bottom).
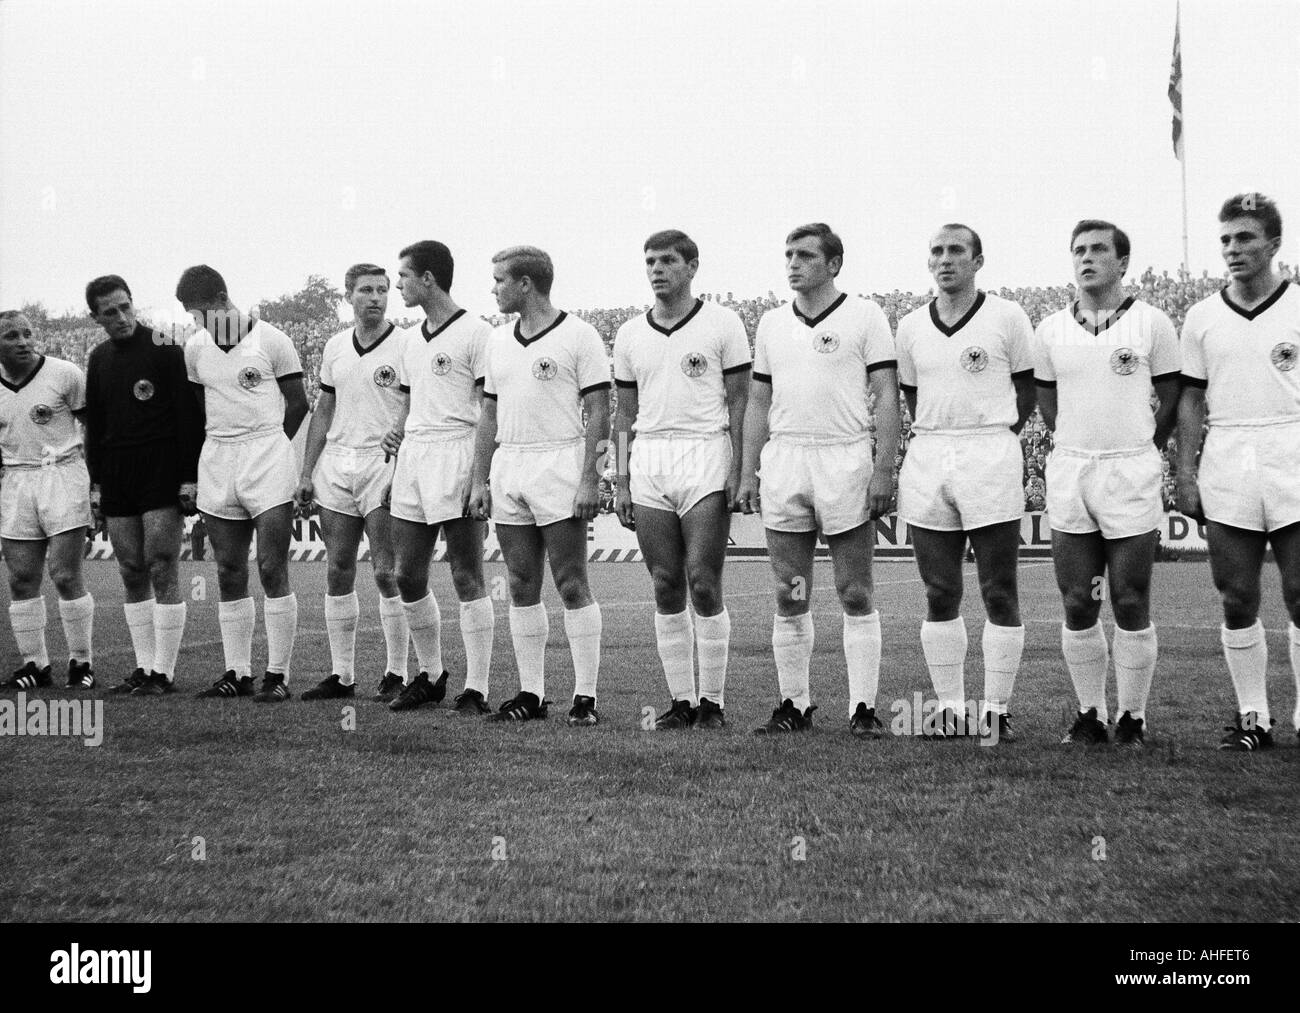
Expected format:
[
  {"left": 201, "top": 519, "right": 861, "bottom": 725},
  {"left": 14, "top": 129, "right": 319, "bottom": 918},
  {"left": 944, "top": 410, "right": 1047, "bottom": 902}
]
[{"left": 1168, "top": 3, "right": 1184, "bottom": 160}]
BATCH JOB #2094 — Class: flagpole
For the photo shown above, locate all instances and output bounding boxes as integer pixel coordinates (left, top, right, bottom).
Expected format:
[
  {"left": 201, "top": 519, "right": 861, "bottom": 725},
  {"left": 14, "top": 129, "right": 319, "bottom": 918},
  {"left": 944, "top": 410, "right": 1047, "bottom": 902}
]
[{"left": 1180, "top": 122, "right": 1190, "bottom": 275}]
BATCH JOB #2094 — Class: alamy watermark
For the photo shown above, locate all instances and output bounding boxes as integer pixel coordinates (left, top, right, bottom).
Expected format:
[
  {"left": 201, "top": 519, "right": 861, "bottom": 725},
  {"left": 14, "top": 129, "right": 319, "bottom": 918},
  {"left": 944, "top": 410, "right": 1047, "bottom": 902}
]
[{"left": 0, "top": 693, "right": 103, "bottom": 746}]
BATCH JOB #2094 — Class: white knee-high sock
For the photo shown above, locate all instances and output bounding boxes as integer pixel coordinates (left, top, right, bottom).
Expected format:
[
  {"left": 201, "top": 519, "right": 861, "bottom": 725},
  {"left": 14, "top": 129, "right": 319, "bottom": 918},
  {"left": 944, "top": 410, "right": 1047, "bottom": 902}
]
[
  {"left": 921, "top": 617, "right": 966, "bottom": 711},
  {"left": 153, "top": 602, "right": 186, "bottom": 681},
  {"left": 843, "top": 611, "right": 882, "bottom": 716},
  {"left": 1113, "top": 624, "right": 1157, "bottom": 723},
  {"left": 1062, "top": 621, "right": 1109, "bottom": 722},
  {"left": 402, "top": 593, "right": 442, "bottom": 682},
  {"left": 459, "top": 596, "right": 495, "bottom": 696},
  {"left": 124, "top": 599, "right": 156, "bottom": 672},
  {"left": 379, "top": 594, "right": 409, "bottom": 677},
  {"left": 982, "top": 620, "right": 1024, "bottom": 716},
  {"left": 1290, "top": 623, "right": 1300, "bottom": 732},
  {"left": 1222, "top": 621, "right": 1269, "bottom": 725},
  {"left": 218, "top": 597, "right": 255, "bottom": 680},
  {"left": 509, "top": 603, "right": 549, "bottom": 699},
  {"left": 655, "top": 609, "right": 696, "bottom": 705},
  {"left": 772, "top": 613, "right": 814, "bottom": 713},
  {"left": 565, "top": 603, "right": 602, "bottom": 701},
  {"left": 59, "top": 594, "right": 94, "bottom": 665},
  {"left": 9, "top": 596, "right": 49, "bottom": 669},
  {"left": 325, "top": 592, "right": 359, "bottom": 684},
  {"left": 696, "top": 608, "right": 731, "bottom": 708},
  {"left": 263, "top": 592, "right": 298, "bottom": 681}
]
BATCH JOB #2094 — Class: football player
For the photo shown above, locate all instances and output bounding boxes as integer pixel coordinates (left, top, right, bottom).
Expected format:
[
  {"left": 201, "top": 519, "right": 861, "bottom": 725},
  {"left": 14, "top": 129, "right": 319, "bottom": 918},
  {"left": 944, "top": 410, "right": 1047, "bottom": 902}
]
[
  {"left": 1035, "top": 222, "right": 1181, "bottom": 747},
  {"left": 612, "top": 230, "right": 751, "bottom": 729},
  {"left": 1177, "top": 193, "right": 1300, "bottom": 750},
  {"left": 0, "top": 311, "right": 96, "bottom": 691},
  {"left": 468, "top": 247, "right": 611, "bottom": 724},
  {"left": 84, "top": 275, "right": 203, "bottom": 696},
  {"left": 895, "top": 225, "right": 1036, "bottom": 741},
  {"left": 294, "top": 264, "right": 412, "bottom": 702},
  {"left": 178, "top": 266, "right": 309, "bottom": 703},
  {"left": 736, "top": 223, "right": 900, "bottom": 737}
]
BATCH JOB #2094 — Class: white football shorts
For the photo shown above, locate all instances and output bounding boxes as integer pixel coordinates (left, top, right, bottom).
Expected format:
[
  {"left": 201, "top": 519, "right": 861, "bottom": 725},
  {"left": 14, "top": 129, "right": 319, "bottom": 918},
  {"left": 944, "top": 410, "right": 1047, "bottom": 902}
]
[
  {"left": 759, "top": 436, "right": 873, "bottom": 536},
  {"left": 1199, "top": 420, "right": 1300, "bottom": 533},
  {"left": 0, "top": 457, "right": 93, "bottom": 540},
  {"left": 1046, "top": 444, "right": 1163, "bottom": 539},
  {"left": 898, "top": 430, "right": 1024, "bottom": 532},
  {"left": 630, "top": 433, "right": 731, "bottom": 516},
  {"left": 491, "top": 440, "right": 585, "bottom": 528},
  {"left": 389, "top": 434, "right": 475, "bottom": 526},
  {"left": 198, "top": 431, "right": 297, "bottom": 521}
]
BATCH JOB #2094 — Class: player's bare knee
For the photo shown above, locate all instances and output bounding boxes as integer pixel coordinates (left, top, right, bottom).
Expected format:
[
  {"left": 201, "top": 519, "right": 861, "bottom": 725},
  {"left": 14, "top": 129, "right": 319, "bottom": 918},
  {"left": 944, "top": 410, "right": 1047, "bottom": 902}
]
[
  {"left": 326, "top": 559, "right": 356, "bottom": 596},
  {"left": 687, "top": 573, "right": 721, "bottom": 615},
  {"left": 1220, "top": 585, "right": 1261, "bottom": 627},
  {"left": 450, "top": 567, "right": 485, "bottom": 602},
  {"left": 1109, "top": 587, "right": 1149, "bottom": 629},
  {"left": 49, "top": 566, "right": 84, "bottom": 600},
  {"left": 980, "top": 583, "right": 1019, "bottom": 625},
  {"left": 1061, "top": 586, "right": 1099, "bottom": 626},
  {"left": 652, "top": 567, "right": 687, "bottom": 610},
  {"left": 147, "top": 555, "right": 180, "bottom": 598},
  {"left": 116, "top": 558, "right": 150, "bottom": 596},
  {"left": 924, "top": 582, "right": 962, "bottom": 620},
  {"left": 554, "top": 572, "right": 593, "bottom": 610},
  {"left": 837, "top": 581, "right": 873, "bottom": 615},
  {"left": 8, "top": 571, "right": 41, "bottom": 599}
]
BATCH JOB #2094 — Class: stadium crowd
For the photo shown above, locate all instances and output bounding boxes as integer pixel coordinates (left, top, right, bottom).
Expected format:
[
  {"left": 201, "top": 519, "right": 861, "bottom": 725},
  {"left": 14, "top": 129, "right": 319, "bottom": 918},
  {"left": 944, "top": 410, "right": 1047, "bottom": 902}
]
[{"left": 28, "top": 264, "right": 1300, "bottom": 512}]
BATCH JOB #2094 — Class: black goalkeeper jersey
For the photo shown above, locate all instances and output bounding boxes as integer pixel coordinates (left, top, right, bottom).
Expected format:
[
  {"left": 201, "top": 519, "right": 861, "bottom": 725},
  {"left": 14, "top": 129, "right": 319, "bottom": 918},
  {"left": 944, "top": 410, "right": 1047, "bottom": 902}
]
[{"left": 84, "top": 323, "right": 204, "bottom": 484}]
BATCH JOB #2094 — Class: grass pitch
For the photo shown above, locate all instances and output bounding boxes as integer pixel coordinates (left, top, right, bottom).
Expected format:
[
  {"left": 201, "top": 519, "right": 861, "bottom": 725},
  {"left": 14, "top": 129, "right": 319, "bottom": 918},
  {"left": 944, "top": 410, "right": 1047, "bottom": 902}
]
[{"left": 3, "top": 557, "right": 1298, "bottom": 922}]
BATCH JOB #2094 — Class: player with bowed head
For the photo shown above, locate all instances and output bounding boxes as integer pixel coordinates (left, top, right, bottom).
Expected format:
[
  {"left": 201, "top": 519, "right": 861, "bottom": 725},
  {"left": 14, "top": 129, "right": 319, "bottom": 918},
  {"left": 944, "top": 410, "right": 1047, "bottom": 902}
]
[{"left": 178, "top": 266, "right": 309, "bottom": 703}]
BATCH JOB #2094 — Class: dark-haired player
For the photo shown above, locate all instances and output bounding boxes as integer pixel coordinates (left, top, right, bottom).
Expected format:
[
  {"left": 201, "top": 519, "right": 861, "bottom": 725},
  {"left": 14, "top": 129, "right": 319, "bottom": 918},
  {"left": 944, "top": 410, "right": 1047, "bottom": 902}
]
[
  {"left": 379, "top": 241, "right": 495, "bottom": 714},
  {"left": 612, "top": 229, "right": 750, "bottom": 729},
  {"left": 1177, "top": 193, "right": 1300, "bottom": 750},
  {"left": 737, "top": 223, "right": 900, "bottom": 737},
  {"left": 178, "top": 265, "right": 309, "bottom": 703},
  {"left": 84, "top": 275, "right": 203, "bottom": 695},
  {"left": 1035, "top": 222, "right": 1181, "bottom": 747}
]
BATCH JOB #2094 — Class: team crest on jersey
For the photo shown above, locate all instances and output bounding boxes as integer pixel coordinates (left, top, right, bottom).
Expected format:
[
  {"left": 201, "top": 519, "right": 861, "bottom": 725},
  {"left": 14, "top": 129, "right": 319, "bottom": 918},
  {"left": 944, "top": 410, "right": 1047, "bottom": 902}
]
[
  {"left": 960, "top": 346, "right": 988, "bottom": 372},
  {"left": 680, "top": 351, "right": 707, "bottom": 377},
  {"left": 236, "top": 366, "right": 263, "bottom": 390},
  {"left": 1271, "top": 341, "right": 1298, "bottom": 372},
  {"left": 373, "top": 365, "right": 397, "bottom": 387},
  {"left": 532, "top": 357, "right": 558, "bottom": 380},
  {"left": 431, "top": 353, "right": 452, "bottom": 376},
  {"left": 28, "top": 404, "right": 53, "bottom": 425},
  {"left": 813, "top": 331, "right": 840, "bottom": 354},
  {"left": 133, "top": 379, "right": 155, "bottom": 401},
  {"left": 1109, "top": 348, "right": 1139, "bottom": 375}
]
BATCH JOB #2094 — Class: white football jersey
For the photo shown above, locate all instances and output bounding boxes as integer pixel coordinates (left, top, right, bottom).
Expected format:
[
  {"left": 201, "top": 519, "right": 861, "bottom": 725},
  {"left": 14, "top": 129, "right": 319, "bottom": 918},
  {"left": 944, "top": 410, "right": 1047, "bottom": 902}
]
[
  {"left": 613, "top": 299, "right": 751, "bottom": 436},
  {"left": 0, "top": 355, "right": 86, "bottom": 467},
  {"left": 318, "top": 323, "right": 405, "bottom": 449},
  {"left": 1034, "top": 298, "right": 1181, "bottom": 451},
  {"left": 185, "top": 320, "right": 303, "bottom": 441},
  {"left": 483, "top": 311, "right": 611, "bottom": 447},
  {"left": 896, "top": 291, "right": 1034, "bottom": 434},
  {"left": 1181, "top": 281, "right": 1300, "bottom": 427},
  {"left": 752, "top": 293, "right": 896, "bottom": 443},
  {"left": 397, "top": 310, "right": 491, "bottom": 439}
]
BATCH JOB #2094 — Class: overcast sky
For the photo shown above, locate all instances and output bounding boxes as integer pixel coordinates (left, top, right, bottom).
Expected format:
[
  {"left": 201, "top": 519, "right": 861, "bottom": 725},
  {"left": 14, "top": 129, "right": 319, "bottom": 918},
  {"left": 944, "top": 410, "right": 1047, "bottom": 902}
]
[{"left": 2, "top": 0, "right": 1297, "bottom": 322}]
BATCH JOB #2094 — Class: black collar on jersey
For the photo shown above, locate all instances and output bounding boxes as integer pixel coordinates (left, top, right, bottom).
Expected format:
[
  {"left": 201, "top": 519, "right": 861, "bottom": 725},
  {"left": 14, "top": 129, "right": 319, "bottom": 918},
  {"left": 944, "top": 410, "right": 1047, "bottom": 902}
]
[
  {"left": 354, "top": 322, "right": 396, "bottom": 357},
  {"left": 1, "top": 354, "right": 46, "bottom": 393},
  {"left": 792, "top": 292, "right": 847, "bottom": 329},
  {"left": 515, "top": 310, "right": 567, "bottom": 347},
  {"left": 211, "top": 318, "right": 255, "bottom": 354},
  {"left": 929, "top": 290, "right": 987, "bottom": 337},
  {"left": 1220, "top": 279, "right": 1290, "bottom": 321},
  {"left": 1070, "top": 295, "right": 1135, "bottom": 336},
  {"left": 647, "top": 299, "right": 703, "bottom": 336},
  {"left": 422, "top": 309, "right": 466, "bottom": 343}
]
